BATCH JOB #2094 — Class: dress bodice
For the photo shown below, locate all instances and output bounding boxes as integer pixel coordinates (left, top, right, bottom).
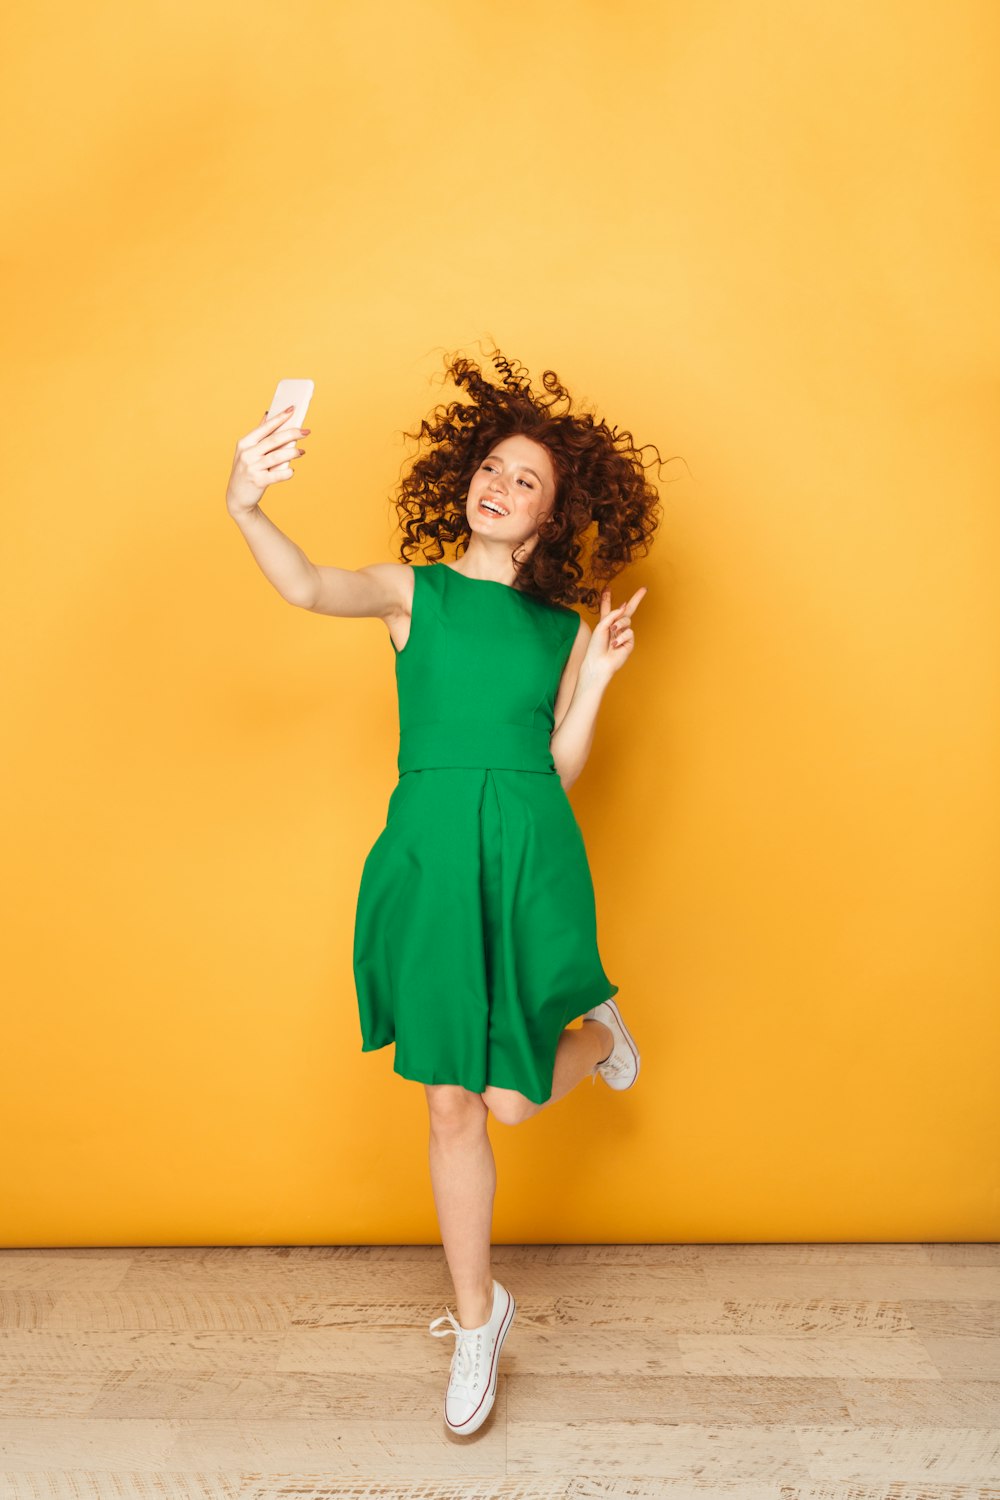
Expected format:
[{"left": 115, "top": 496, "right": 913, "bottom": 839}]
[{"left": 392, "top": 563, "right": 580, "bottom": 776}]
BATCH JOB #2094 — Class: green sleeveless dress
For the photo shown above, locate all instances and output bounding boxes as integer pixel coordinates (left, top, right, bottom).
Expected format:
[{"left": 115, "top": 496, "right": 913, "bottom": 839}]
[{"left": 352, "top": 561, "right": 619, "bottom": 1105}]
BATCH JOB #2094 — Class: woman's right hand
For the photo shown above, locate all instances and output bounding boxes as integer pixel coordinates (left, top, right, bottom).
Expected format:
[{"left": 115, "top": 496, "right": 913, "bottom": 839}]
[{"left": 226, "top": 406, "right": 311, "bottom": 517}]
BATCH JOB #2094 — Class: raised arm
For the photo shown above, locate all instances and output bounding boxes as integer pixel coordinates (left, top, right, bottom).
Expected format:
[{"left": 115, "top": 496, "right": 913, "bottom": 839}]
[
  {"left": 303, "top": 562, "right": 414, "bottom": 635},
  {"left": 225, "top": 405, "right": 412, "bottom": 635},
  {"left": 550, "top": 584, "right": 647, "bottom": 790},
  {"left": 231, "top": 506, "right": 411, "bottom": 625}
]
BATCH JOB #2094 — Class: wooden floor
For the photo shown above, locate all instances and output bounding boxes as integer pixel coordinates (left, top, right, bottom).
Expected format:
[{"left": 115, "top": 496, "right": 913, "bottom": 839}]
[{"left": 0, "top": 1241, "right": 998, "bottom": 1497}]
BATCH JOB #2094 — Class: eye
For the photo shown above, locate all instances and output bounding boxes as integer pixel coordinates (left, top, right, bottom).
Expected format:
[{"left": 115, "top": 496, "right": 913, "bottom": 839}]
[{"left": 482, "top": 463, "right": 532, "bottom": 487}]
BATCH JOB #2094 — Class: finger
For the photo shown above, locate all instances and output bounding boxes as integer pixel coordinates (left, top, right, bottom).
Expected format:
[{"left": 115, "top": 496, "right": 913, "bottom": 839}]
[
  {"left": 600, "top": 587, "right": 612, "bottom": 619},
  {"left": 611, "top": 586, "right": 648, "bottom": 623},
  {"left": 257, "top": 434, "right": 306, "bottom": 464},
  {"left": 262, "top": 423, "right": 308, "bottom": 445},
  {"left": 259, "top": 451, "right": 303, "bottom": 474},
  {"left": 623, "top": 586, "right": 648, "bottom": 615},
  {"left": 241, "top": 407, "right": 298, "bottom": 450},
  {"left": 258, "top": 405, "right": 298, "bottom": 435}
]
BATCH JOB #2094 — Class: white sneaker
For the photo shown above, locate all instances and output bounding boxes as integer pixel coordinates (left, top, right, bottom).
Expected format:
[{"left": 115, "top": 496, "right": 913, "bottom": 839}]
[
  {"left": 428, "top": 1278, "right": 516, "bottom": 1434},
  {"left": 582, "top": 997, "right": 641, "bottom": 1089}
]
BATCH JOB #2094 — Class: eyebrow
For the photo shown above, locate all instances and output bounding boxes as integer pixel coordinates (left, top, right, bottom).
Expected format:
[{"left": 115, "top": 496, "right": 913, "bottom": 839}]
[{"left": 483, "top": 453, "right": 543, "bottom": 483}]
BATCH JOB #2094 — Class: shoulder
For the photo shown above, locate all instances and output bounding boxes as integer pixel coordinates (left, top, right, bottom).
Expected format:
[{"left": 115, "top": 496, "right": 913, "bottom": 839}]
[
  {"left": 545, "top": 602, "right": 589, "bottom": 666},
  {"left": 530, "top": 591, "right": 587, "bottom": 640},
  {"left": 553, "top": 600, "right": 588, "bottom": 644},
  {"left": 565, "top": 610, "right": 590, "bottom": 652}
]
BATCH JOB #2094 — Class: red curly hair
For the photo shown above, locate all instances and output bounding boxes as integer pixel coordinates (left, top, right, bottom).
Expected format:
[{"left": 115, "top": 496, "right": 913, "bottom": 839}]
[{"left": 391, "top": 342, "right": 670, "bottom": 613}]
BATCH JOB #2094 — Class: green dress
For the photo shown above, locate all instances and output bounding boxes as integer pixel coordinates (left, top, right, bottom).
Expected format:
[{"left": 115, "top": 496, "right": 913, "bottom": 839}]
[{"left": 353, "top": 561, "right": 619, "bottom": 1105}]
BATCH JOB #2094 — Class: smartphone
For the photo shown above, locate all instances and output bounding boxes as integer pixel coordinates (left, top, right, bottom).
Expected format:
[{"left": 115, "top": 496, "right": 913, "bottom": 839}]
[{"left": 266, "top": 378, "right": 314, "bottom": 430}]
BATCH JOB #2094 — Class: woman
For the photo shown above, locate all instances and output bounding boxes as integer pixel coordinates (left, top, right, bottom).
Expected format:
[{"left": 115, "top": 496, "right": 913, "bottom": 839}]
[{"left": 226, "top": 345, "right": 664, "bottom": 1436}]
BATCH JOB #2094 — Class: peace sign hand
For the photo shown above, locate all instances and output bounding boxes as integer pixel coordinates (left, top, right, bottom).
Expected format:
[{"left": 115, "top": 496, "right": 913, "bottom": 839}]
[{"left": 584, "top": 585, "right": 648, "bottom": 684}]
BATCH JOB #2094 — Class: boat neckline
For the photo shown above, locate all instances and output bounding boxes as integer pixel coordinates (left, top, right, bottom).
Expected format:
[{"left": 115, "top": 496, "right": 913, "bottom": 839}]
[
  {"left": 439, "top": 563, "right": 520, "bottom": 591},
  {"left": 437, "top": 562, "right": 574, "bottom": 617}
]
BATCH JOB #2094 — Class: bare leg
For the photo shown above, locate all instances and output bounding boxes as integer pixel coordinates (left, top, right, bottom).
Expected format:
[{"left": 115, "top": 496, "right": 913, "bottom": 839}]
[
  {"left": 480, "top": 1018, "right": 614, "bottom": 1124},
  {"left": 544, "top": 1018, "right": 613, "bottom": 1107},
  {"left": 424, "top": 1084, "right": 496, "bottom": 1329}
]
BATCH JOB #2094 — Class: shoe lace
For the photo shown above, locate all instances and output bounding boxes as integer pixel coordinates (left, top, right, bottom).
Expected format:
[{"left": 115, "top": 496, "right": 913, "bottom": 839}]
[
  {"left": 600, "top": 1048, "right": 630, "bottom": 1079},
  {"left": 428, "top": 1307, "right": 484, "bottom": 1392},
  {"left": 585, "top": 1015, "right": 617, "bottom": 1084}
]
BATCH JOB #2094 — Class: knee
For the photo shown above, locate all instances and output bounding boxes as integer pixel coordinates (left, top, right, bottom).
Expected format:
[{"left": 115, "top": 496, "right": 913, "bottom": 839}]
[
  {"left": 481, "top": 1085, "right": 542, "bottom": 1126},
  {"left": 424, "top": 1084, "right": 488, "bottom": 1134}
]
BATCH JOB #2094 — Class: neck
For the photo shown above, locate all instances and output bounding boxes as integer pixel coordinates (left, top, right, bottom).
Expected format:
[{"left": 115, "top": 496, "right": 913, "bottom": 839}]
[{"left": 453, "top": 540, "right": 530, "bottom": 585}]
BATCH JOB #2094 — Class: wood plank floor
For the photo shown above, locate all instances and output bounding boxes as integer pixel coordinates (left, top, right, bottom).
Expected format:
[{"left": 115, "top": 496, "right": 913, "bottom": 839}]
[{"left": 0, "top": 1242, "right": 998, "bottom": 1497}]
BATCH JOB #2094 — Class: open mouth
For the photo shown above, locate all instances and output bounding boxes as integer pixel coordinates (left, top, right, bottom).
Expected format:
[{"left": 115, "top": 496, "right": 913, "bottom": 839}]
[{"left": 479, "top": 498, "right": 509, "bottom": 518}]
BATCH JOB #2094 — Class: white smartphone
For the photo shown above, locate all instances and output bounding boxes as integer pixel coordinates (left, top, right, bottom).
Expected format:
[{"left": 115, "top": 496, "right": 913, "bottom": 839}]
[{"left": 266, "top": 378, "right": 314, "bottom": 429}]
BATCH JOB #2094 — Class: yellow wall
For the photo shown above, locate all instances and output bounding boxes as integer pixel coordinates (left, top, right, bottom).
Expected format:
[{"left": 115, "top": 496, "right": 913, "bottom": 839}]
[{"left": 2, "top": 0, "right": 997, "bottom": 1244}]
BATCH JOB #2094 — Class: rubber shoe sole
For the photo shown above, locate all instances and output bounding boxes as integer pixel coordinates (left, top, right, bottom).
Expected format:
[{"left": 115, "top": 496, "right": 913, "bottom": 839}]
[{"left": 428, "top": 1278, "right": 516, "bottom": 1434}]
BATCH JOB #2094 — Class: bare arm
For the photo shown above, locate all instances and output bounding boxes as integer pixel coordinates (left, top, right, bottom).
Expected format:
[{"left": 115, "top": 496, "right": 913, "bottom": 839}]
[
  {"left": 225, "top": 406, "right": 412, "bottom": 629},
  {"left": 550, "top": 618, "right": 608, "bottom": 792},
  {"left": 550, "top": 583, "right": 647, "bottom": 789},
  {"left": 230, "top": 505, "right": 413, "bottom": 633},
  {"left": 229, "top": 505, "right": 321, "bottom": 607},
  {"left": 302, "top": 560, "right": 413, "bottom": 629}
]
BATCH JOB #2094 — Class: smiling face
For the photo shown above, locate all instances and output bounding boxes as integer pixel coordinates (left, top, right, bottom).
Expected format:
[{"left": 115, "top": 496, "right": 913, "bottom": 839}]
[{"left": 465, "top": 434, "right": 557, "bottom": 555}]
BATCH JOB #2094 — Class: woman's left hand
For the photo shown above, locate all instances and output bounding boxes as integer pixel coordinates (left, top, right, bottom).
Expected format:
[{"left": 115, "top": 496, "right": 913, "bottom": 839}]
[{"left": 585, "top": 585, "right": 648, "bottom": 684}]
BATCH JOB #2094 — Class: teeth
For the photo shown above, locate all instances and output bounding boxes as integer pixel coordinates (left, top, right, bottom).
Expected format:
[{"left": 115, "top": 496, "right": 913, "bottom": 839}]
[{"left": 481, "top": 500, "right": 507, "bottom": 516}]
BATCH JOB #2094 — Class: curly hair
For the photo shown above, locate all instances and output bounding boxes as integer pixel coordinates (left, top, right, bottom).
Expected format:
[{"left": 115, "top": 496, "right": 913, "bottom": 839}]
[{"left": 391, "top": 342, "right": 672, "bottom": 613}]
